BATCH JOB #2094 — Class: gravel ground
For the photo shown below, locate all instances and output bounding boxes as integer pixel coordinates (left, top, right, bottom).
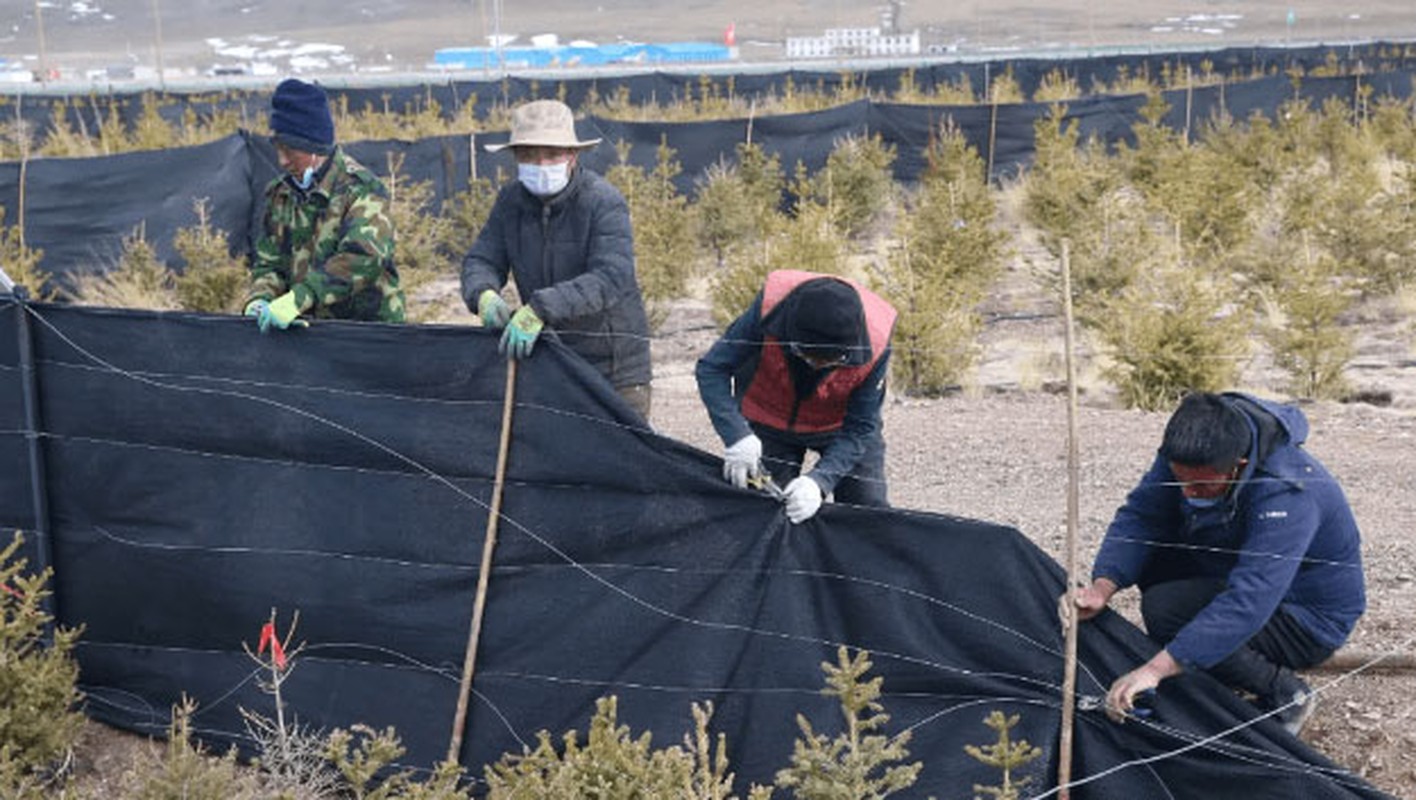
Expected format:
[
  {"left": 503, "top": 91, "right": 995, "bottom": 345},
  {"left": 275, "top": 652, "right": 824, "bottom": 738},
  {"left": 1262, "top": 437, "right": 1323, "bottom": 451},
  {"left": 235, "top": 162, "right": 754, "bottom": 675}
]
[{"left": 647, "top": 295, "right": 1416, "bottom": 798}]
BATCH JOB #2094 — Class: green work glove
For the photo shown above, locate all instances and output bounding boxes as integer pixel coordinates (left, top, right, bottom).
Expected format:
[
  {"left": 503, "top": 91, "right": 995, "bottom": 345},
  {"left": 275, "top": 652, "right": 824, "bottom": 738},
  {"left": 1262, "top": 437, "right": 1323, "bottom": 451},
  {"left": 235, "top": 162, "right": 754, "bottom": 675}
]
[
  {"left": 477, "top": 289, "right": 513, "bottom": 329},
  {"left": 499, "top": 305, "right": 544, "bottom": 360},
  {"left": 246, "top": 292, "right": 305, "bottom": 333}
]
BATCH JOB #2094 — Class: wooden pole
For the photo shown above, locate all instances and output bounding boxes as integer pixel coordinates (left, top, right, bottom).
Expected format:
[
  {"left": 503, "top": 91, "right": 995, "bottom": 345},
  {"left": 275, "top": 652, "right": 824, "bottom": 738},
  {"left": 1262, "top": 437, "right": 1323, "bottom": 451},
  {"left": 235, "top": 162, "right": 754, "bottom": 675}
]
[
  {"left": 1311, "top": 651, "right": 1416, "bottom": 674},
  {"left": 33, "top": 0, "right": 49, "bottom": 85},
  {"left": 1057, "top": 240, "right": 1081, "bottom": 799},
  {"left": 151, "top": 0, "right": 166, "bottom": 91},
  {"left": 447, "top": 358, "right": 518, "bottom": 763}
]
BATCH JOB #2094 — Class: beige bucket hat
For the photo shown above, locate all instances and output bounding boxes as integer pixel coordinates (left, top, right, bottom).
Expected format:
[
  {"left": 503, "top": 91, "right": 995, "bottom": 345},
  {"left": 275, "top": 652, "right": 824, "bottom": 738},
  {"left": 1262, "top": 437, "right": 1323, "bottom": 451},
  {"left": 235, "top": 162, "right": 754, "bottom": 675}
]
[{"left": 485, "top": 99, "right": 602, "bottom": 152}]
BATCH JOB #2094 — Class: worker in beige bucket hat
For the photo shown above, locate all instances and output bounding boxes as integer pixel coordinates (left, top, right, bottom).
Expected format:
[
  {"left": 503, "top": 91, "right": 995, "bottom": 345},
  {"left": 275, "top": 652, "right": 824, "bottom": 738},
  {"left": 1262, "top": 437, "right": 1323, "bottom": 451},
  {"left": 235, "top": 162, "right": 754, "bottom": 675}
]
[
  {"left": 484, "top": 99, "right": 603, "bottom": 152},
  {"left": 460, "top": 99, "right": 654, "bottom": 422}
]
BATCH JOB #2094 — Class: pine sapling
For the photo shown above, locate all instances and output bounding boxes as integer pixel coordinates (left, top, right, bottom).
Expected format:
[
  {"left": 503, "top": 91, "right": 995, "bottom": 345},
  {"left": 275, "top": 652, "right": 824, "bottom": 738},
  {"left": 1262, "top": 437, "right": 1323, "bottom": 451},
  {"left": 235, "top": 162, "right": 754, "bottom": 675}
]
[
  {"left": 774, "top": 646, "right": 922, "bottom": 799},
  {"left": 964, "top": 710, "right": 1043, "bottom": 800}
]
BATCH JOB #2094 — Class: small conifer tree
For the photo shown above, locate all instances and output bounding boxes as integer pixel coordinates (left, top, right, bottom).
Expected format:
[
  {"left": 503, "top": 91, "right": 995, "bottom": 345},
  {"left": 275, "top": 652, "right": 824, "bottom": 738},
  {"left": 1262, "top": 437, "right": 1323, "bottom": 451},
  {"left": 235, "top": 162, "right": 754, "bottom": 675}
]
[
  {"left": 710, "top": 200, "right": 847, "bottom": 327},
  {"left": 608, "top": 138, "right": 698, "bottom": 329},
  {"left": 812, "top": 134, "right": 897, "bottom": 239},
  {"left": 774, "top": 646, "right": 922, "bottom": 799},
  {"left": 1097, "top": 262, "right": 1250, "bottom": 411},
  {"left": 0, "top": 207, "right": 51, "bottom": 300},
  {"left": 0, "top": 533, "right": 84, "bottom": 795},
  {"left": 963, "top": 711, "right": 1043, "bottom": 800},
  {"left": 877, "top": 122, "right": 1007, "bottom": 393},
  {"left": 118, "top": 696, "right": 261, "bottom": 800},
  {"left": 69, "top": 224, "right": 180, "bottom": 310},
  {"left": 695, "top": 159, "right": 759, "bottom": 270},
  {"left": 172, "top": 198, "right": 247, "bottom": 313}
]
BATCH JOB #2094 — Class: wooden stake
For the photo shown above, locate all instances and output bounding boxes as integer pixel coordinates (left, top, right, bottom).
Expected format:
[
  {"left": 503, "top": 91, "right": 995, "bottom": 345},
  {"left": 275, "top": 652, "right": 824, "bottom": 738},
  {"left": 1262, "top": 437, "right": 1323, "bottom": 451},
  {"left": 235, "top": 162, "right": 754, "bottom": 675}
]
[
  {"left": 447, "top": 357, "right": 518, "bottom": 763},
  {"left": 1057, "top": 240, "right": 1081, "bottom": 799}
]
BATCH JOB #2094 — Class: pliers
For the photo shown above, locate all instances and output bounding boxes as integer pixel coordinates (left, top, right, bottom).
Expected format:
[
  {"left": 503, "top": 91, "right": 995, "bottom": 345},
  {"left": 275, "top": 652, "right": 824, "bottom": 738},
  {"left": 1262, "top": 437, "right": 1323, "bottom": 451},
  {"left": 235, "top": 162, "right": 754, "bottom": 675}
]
[
  {"left": 1077, "top": 688, "right": 1156, "bottom": 720},
  {"left": 746, "top": 470, "right": 787, "bottom": 501}
]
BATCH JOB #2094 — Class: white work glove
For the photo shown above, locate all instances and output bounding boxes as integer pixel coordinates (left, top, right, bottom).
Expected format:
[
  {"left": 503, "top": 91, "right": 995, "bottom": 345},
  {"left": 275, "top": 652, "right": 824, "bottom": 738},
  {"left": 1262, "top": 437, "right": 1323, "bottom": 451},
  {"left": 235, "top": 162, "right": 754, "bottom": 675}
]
[
  {"left": 722, "top": 434, "right": 763, "bottom": 488},
  {"left": 783, "top": 475, "right": 824, "bottom": 523}
]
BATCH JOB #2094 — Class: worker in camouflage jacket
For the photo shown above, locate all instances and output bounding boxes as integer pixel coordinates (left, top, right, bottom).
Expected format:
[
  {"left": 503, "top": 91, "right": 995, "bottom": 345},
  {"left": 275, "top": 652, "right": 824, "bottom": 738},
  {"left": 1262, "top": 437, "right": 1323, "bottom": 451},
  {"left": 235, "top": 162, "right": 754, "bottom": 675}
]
[{"left": 244, "top": 78, "right": 404, "bottom": 331}]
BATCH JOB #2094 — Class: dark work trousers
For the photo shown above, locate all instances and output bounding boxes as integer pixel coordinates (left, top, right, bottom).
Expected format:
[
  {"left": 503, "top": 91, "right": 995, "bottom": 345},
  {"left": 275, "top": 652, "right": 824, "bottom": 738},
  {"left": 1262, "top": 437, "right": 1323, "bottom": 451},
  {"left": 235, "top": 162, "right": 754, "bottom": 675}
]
[
  {"left": 617, "top": 383, "right": 652, "bottom": 425},
  {"left": 750, "top": 423, "right": 889, "bottom": 507},
  {"left": 1139, "top": 576, "right": 1334, "bottom": 700}
]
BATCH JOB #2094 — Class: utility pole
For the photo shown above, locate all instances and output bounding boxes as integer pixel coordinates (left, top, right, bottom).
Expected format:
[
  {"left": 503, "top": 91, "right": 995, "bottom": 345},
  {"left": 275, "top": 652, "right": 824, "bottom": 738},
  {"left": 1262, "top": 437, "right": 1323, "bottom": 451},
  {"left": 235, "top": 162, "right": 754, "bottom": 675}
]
[
  {"left": 33, "top": 0, "right": 49, "bottom": 85},
  {"left": 151, "top": 0, "right": 167, "bottom": 89}
]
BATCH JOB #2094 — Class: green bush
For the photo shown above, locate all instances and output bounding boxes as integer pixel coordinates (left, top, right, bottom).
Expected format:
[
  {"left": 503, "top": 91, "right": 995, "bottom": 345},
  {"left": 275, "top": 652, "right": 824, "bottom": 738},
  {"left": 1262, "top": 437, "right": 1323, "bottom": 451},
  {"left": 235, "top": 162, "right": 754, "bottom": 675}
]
[
  {"left": 1096, "top": 263, "right": 1251, "bottom": 410},
  {"left": 118, "top": 697, "right": 261, "bottom": 800},
  {"left": 68, "top": 225, "right": 180, "bottom": 311},
  {"left": 774, "top": 646, "right": 922, "bottom": 799},
  {"left": 485, "top": 696, "right": 712, "bottom": 799},
  {"left": 811, "top": 134, "right": 897, "bottom": 239},
  {"left": 443, "top": 170, "right": 504, "bottom": 258},
  {"left": 709, "top": 200, "right": 847, "bottom": 327},
  {"left": 324, "top": 724, "right": 471, "bottom": 800},
  {"left": 963, "top": 711, "right": 1043, "bottom": 800},
  {"left": 608, "top": 138, "right": 698, "bottom": 330},
  {"left": 381, "top": 153, "right": 459, "bottom": 322},
  {"left": 0, "top": 207, "right": 51, "bottom": 300},
  {"left": 0, "top": 533, "right": 85, "bottom": 796},
  {"left": 1120, "top": 93, "right": 1256, "bottom": 264},
  {"left": 877, "top": 122, "right": 1007, "bottom": 394},
  {"left": 172, "top": 199, "right": 247, "bottom": 314},
  {"left": 695, "top": 159, "right": 762, "bottom": 270},
  {"left": 1261, "top": 251, "right": 1359, "bottom": 400}
]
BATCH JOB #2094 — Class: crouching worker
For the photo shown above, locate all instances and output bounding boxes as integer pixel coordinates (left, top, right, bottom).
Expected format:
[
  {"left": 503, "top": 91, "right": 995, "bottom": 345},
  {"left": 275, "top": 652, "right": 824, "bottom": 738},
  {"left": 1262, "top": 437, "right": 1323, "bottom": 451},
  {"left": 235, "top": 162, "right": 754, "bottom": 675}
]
[
  {"left": 244, "top": 78, "right": 405, "bottom": 333},
  {"left": 1068, "top": 392, "right": 1365, "bottom": 734},
  {"left": 696, "top": 270, "right": 897, "bottom": 524}
]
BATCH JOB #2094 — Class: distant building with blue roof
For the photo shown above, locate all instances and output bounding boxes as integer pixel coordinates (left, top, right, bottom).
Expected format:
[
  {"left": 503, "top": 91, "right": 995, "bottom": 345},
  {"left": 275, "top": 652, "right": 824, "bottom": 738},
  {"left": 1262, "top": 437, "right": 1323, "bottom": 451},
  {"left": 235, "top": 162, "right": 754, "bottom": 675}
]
[{"left": 431, "top": 42, "right": 735, "bottom": 71}]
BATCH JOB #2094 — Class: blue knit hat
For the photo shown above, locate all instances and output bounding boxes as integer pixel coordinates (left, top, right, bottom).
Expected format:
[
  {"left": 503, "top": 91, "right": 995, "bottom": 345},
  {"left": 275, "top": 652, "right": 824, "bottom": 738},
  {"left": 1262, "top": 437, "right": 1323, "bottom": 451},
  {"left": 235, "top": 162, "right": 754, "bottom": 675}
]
[{"left": 270, "top": 78, "right": 334, "bottom": 155}]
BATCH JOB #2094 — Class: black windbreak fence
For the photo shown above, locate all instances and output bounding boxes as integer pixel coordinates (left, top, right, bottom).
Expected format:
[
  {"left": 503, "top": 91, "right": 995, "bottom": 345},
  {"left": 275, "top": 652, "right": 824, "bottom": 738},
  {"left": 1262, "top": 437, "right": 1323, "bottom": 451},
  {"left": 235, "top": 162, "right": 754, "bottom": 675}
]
[
  {"left": 0, "top": 296, "right": 1395, "bottom": 798},
  {"left": 2, "top": 43, "right": 1415, "bottom": 284}
]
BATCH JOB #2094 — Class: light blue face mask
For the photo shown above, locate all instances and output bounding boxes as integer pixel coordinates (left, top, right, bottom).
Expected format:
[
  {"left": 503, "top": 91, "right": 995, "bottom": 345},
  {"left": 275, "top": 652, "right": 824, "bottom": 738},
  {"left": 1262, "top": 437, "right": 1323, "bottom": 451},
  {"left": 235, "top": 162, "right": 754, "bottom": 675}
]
[
  {"left": 518, "top": 162, "right": 570, "bottom": 196},
  {"left": 293, "top": 166, "right": 317, "bottom": 191},
  {"left": 1185, "top": 495, "right": 1223, "bottom": 509}
]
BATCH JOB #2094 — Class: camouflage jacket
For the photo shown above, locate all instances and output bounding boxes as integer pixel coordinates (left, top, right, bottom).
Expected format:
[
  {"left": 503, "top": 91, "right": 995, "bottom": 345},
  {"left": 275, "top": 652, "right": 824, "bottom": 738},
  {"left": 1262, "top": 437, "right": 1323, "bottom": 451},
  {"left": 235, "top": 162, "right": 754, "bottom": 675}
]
[{"left": 248, "top": 148, "right": 405, "bottom": 323}]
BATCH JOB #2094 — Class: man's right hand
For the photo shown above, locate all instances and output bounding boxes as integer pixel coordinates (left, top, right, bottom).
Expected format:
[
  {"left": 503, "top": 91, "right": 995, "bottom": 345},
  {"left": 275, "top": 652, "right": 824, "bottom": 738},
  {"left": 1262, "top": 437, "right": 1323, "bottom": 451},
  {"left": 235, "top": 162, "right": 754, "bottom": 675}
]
[
  {"left": 1062, "top": 578, "right": 1118, "bottom": 625},
  {"left": 478, "top": 290, "right": 512, "bottom": 329},
  {"left": 722, "top": 434, "right": 763, "bottom": 488}
]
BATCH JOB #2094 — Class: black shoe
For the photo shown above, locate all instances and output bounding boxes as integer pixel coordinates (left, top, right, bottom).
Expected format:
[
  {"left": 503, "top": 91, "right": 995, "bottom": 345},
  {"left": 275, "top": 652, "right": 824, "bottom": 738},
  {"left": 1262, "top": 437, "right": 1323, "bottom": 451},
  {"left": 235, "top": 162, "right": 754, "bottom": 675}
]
[{"left": 1266, "top": 675, "right": 1318, "bottom": 736}]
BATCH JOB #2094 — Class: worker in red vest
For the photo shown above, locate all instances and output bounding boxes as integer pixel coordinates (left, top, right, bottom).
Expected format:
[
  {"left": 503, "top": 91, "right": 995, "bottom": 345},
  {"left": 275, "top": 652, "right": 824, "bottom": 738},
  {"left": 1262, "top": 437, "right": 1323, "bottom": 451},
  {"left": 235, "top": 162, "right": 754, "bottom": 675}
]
[{"left": 696, "top": 270, "right": 898, "bottom": 523}]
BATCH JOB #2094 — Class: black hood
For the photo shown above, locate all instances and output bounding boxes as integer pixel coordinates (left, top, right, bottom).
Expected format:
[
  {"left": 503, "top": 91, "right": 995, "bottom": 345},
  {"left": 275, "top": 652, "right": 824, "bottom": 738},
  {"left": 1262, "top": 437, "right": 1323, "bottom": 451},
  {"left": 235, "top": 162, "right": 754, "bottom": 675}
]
[{"left": 760, "top": 277, "right": 871, "bottom": 367}]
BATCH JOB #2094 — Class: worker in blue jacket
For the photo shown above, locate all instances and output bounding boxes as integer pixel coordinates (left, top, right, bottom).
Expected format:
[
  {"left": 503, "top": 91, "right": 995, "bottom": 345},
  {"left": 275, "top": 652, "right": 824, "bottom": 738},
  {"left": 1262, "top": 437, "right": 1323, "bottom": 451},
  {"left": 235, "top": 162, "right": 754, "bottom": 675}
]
[{"left": 1068, "top": 392, "right": 1365, "bottom": 735}]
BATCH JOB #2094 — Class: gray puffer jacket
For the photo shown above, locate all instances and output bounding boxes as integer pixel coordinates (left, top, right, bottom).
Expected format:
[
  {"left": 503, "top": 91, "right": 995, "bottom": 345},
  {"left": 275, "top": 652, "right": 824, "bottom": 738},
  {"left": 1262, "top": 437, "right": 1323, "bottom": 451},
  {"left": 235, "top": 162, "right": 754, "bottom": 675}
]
[{"left": 460, "top": 166, "right": 652, "bottom": 388}]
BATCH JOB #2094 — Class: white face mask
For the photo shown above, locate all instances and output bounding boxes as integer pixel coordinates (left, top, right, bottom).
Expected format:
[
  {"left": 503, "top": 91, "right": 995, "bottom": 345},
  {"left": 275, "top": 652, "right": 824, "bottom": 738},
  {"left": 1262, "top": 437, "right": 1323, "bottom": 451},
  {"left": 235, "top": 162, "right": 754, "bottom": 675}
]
[{"left": 518, "top": 162, "right": 570, "bottom": 196}]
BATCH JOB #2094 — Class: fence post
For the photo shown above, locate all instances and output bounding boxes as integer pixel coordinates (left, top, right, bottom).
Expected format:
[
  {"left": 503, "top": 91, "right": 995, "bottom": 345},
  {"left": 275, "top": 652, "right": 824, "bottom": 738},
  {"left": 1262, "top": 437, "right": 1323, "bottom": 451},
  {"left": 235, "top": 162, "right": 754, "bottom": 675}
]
[
  {"left": 6, "top": 283, "right": 59, "bottom": 629},
  {"left": 1056, "top": 240, "right": 1081, "bottom": 799}
]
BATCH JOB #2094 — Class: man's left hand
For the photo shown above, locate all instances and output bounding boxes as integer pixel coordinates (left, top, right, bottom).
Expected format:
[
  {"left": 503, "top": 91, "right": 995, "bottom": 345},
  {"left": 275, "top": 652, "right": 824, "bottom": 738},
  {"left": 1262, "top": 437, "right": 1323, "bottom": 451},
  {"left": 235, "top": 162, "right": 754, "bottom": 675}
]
[
  {"left": 783, "top": 475, "right": 823, "bottom": 523},
  {"left": 245, "top": 293, "right": 306, "bottom": 333},
  {"left": 499, "top": 305, "right": 544, "bottom": 359}
]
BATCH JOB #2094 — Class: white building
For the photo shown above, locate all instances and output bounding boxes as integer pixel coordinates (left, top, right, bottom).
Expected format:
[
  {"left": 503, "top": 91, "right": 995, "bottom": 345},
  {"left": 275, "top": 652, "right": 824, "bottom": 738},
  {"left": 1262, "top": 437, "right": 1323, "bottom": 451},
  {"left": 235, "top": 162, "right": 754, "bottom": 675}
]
[{"left": 785, "top": 27, "right": 921, "bottom": 60}]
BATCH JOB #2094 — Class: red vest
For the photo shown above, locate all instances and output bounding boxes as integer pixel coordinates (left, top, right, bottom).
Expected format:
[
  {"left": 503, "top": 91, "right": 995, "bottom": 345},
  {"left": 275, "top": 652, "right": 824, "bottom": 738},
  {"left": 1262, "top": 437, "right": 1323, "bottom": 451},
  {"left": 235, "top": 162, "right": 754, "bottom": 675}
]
[{"left": 740, "top": 270, "right": 897, "bottom": 433}]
